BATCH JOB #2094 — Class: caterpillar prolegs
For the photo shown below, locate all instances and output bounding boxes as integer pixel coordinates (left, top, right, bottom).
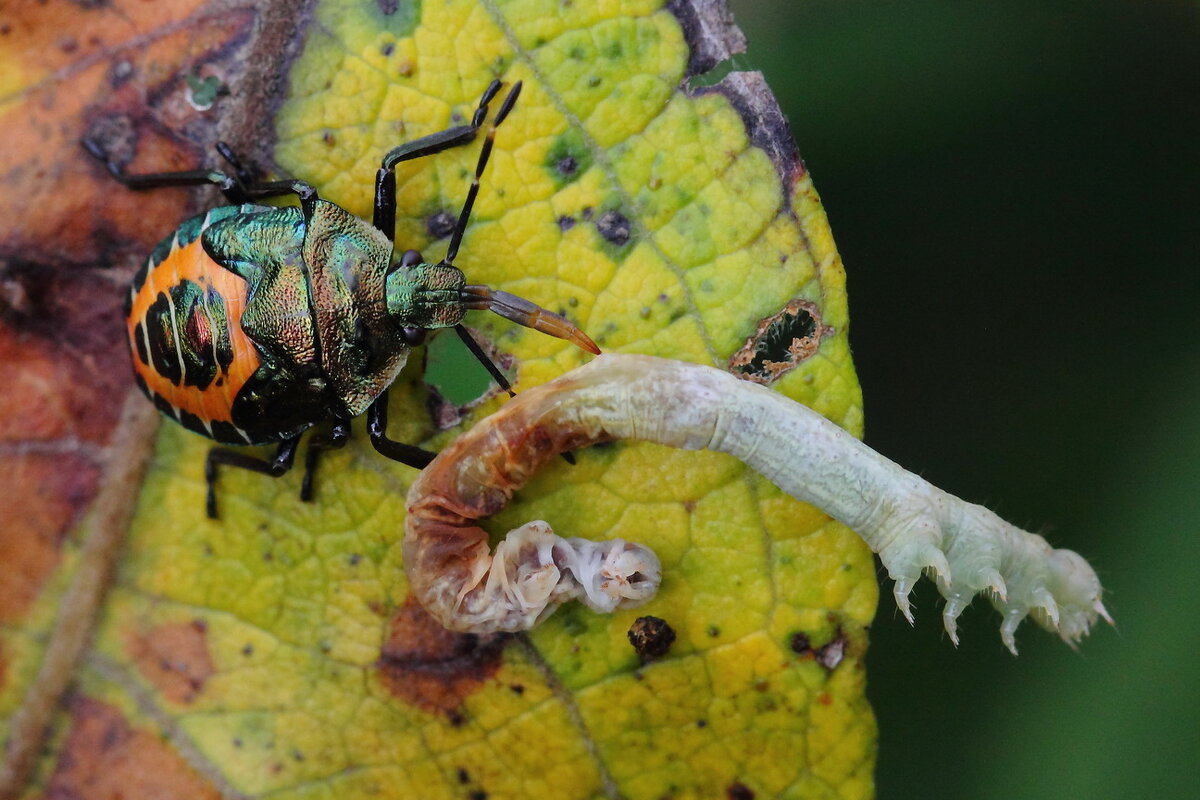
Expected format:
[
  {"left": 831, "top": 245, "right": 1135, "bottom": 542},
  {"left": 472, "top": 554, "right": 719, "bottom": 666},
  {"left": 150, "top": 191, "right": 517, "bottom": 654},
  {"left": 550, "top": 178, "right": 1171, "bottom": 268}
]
[{"left": 404, "top": 354, "right": 1111, "bottom": 653}]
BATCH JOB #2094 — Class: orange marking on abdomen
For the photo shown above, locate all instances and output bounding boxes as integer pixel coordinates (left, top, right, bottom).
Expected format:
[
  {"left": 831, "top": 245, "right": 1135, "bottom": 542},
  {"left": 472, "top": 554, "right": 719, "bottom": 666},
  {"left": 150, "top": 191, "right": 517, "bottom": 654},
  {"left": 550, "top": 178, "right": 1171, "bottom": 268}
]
[{"left": 127, "top": 238, "right": 261, "bottom": 428}]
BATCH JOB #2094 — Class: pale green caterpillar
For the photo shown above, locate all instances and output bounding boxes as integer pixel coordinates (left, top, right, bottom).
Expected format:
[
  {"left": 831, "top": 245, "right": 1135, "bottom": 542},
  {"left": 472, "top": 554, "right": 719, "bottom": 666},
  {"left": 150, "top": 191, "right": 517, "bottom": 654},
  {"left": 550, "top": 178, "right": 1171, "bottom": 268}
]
[{"left": 404, "top": 354, "right": 1110, "bottom": 653}]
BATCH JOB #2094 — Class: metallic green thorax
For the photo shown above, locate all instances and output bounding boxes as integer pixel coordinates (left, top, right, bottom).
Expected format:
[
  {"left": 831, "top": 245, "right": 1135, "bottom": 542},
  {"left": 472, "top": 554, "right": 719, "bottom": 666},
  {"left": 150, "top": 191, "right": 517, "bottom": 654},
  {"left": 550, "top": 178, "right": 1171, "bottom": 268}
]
[
  {"left": 385, "top": 262, "right": 469, "bottom": 330},
  {"left": 301, "top": 200, "right": 406, "bottom": 416}
]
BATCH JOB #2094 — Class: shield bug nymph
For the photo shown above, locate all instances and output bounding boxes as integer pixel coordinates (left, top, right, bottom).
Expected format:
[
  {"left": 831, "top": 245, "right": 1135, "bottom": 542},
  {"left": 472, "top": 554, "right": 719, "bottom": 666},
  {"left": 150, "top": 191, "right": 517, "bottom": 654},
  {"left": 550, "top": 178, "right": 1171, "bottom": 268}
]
[{"left": 84, "top": 80, "right": 598, "bottom": 518}]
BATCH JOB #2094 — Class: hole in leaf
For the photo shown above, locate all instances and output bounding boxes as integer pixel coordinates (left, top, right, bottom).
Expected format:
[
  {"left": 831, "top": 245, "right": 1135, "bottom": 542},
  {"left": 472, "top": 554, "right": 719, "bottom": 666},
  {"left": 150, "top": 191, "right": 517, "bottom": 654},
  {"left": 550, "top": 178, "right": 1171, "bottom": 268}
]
[
  {"left": 729, "top": 299, "right": 832, "bottom": 384},
  {"left": 424, "top": 331, "right": 498, "bottom": 406}
]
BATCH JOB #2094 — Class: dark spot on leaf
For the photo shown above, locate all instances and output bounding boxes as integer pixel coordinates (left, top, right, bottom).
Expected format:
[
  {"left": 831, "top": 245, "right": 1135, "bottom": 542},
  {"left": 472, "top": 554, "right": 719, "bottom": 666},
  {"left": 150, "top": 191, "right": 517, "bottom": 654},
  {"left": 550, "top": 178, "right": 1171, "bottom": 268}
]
[
  {"left": 381, "top": 42, "right": 394, "bottom": 57},
  {"left": 727, "top": 782, "right": 755, "bottom": 800},
  {"left": 789, "top": 632, "right": 811, "bottom": 655},
  {"left": 456, "top": 767, "right": 470, "bottom": 784},
  {"left": 348, "top": 553, "right": 361, "bottom": 566},
  {"left": 557, "top": 215, "right": 576, "bottom": 231},
  {"left": 376, "top": 0, "right": 399, "bottom": 14},
  {"left": 729, "top": 299, "right": 832, "bottom": 384},
  {"left": 707, "top": 625, "right": 720, "bottom": 638},
  {"left": 627, "top": 616, "right": 676, "bottom": 662},
  {"left": 510, "top": 683, "right": 525, "bottom": 695},
  {"left": 377, "top": 596, "right": 510, "bottom": 718},
  {"left": 241, "top": 643, "right": 253, "bottom": 657},
  {"left": 469, "top": 791, "right": 488, "bottom": 800},
  {"left": 697, "top": 719, "right": 707, "bottom": 728},
  {"left": 595, "top": 209, "right": 632, "bottom": 247},
  {"left": 426, "top": 210, "right": 457, "bottom": 240},
  {"left": 322, "top": 130, "right": 336, "bottom": 146},
  {"left": 544, "top": 130, "right": 592, "bottom": 188}
]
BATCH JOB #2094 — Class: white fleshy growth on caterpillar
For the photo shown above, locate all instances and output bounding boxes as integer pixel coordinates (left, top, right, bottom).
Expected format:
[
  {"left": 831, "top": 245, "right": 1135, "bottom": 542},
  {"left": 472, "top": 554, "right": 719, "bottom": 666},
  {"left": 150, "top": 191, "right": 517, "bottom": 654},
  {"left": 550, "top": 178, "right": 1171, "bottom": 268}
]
[
  {"left": 450, "top": 522, "right": 661, "bottom": 631},
  {"left": 405, "top": 354, "right": 1110, "bottom": 649}
]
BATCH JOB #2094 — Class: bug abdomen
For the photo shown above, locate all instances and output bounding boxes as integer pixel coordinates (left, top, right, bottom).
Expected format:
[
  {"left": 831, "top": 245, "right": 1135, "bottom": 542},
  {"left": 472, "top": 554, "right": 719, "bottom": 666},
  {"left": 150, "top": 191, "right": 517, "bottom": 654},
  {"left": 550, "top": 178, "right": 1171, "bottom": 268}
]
[{"left": 127, "top": 228, "right": 263, "bottom": 444}]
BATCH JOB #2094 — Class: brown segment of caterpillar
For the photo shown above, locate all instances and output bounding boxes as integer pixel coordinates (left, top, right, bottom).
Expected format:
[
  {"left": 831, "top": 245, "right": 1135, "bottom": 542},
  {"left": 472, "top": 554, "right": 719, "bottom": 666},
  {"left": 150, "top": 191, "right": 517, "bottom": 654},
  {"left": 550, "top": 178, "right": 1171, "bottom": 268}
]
[{"left": 404, "top": 354, "right": 1112, "bottom": 653}]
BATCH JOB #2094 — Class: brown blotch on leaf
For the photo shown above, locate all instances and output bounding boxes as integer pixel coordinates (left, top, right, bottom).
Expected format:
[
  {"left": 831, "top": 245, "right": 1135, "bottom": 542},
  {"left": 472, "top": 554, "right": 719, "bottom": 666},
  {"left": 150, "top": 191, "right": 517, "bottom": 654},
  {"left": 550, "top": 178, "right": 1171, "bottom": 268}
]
[
  {"left": 697, "top": 71, "right": 807, "bottom": 194},
  {"left": 125, "top": 618, "right": 216, "bottom": 704},
  {"left": 665, "top": 0, "right": 745, "bottom": 79},
  {"left": 729, "top": 299, "right": 832, "bottom": 385},
  {"left": 44, "top": 695, "right": 222, "bottom": 800},
  {"left": 376, "top": 596, "right": 509, "bottom": 718},
  {"left": 627, "top": 616, "right": 676, "bottom": 662},
  {"left": 0, "top": 452, "right": 100, "bottom": 624}
]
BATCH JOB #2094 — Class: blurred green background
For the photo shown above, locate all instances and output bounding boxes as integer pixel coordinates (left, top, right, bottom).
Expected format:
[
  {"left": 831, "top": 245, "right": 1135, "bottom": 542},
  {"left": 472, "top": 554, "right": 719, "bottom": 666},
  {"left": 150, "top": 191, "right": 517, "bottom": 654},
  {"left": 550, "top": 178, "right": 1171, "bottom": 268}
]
[{"left": 728, "top": 1, "right": 1199, "bottom": 798}]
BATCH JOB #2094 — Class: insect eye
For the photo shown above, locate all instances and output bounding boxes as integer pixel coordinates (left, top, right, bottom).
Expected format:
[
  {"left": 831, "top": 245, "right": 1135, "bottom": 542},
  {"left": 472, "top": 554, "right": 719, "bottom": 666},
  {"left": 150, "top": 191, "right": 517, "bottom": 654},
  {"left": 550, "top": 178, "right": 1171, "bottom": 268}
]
[{"left": 402, "top": 327, "right": 427, "bottom": 346}]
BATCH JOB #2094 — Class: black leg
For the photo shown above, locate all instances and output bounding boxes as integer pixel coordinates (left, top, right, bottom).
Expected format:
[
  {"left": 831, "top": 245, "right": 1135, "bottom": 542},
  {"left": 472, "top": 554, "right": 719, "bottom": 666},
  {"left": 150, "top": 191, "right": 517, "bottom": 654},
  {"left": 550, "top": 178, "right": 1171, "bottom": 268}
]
[
  {"left": 366, "top": 391, "right": 437, "bottom": 470},
  {"left": 451, "top": 325, "right": 576, "bottom": 465},
  {"left": 84, "top": 138, "right": 319, "bottom": 207},
  {"left": 454, "top": 325, "right": 516, "bottom": 397},
  {"left": 82, "top": 137, "right": 248, "bottom": 203},
  {"left": 371, "top": 79, "right": 507, "bottom": 241},
  {"left": 205, "top": 436, "right": 301, "bottom": 519},
  {"left": 214, "top": 141, "right": 257, "bottom": 189},
  {"left": 301, "top": 420, "right": 351, "bottom": 502}
]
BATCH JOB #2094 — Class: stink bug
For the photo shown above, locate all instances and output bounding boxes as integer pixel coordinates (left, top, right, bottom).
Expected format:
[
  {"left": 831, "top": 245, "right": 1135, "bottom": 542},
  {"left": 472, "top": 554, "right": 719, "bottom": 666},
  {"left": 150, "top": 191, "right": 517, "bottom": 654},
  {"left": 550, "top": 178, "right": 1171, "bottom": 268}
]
[{"left": 84, "top": 81, "right": 599, "bottom": 518}]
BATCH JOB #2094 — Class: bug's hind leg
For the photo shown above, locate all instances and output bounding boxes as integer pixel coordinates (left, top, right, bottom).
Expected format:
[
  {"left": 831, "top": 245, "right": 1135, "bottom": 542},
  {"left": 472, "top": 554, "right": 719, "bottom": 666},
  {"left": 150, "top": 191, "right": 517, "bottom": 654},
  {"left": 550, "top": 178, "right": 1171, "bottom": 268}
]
[
  {"left": 300, "top": 420, "right": 351, "bottom": 502},
  {"left": 205, "top": 436, "right": 301, "bottom": 519},
  {"left": 82, "top": 138, "right": 250, "bottom": 204},
  {"left": 83, "top": 138, "right": 320, "bottom": 206}
]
